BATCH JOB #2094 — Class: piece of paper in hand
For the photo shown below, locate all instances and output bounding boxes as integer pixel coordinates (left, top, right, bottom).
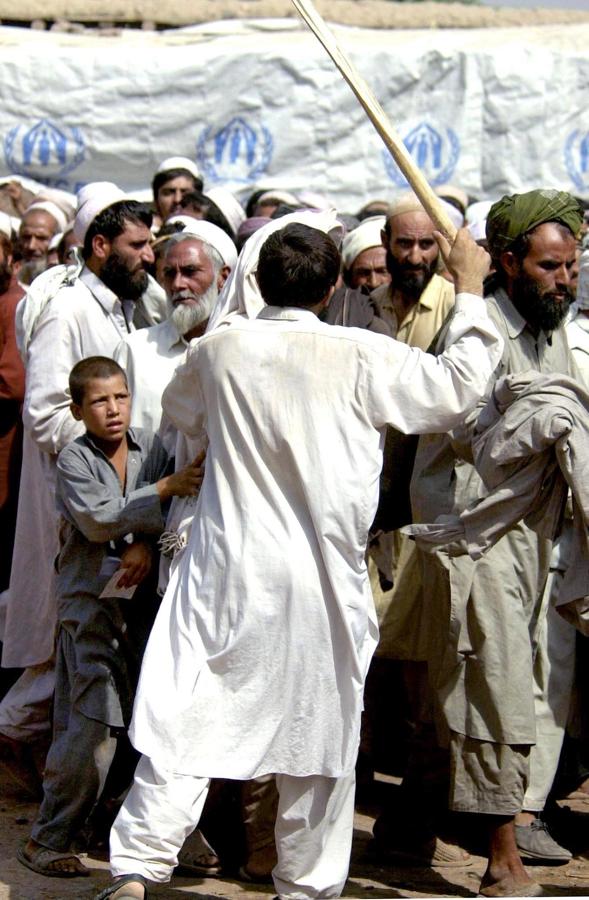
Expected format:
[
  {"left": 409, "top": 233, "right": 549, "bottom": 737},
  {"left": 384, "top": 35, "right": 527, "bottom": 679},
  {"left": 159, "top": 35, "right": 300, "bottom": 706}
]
[{"left": 99, "top": 571, "right": 138, "bottom": 600}]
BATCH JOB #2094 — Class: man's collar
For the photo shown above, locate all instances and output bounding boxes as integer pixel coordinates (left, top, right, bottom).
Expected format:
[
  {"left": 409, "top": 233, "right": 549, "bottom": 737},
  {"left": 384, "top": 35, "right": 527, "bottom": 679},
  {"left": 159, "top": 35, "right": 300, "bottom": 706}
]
[
  {"left": 371, "top": 274, "right": 444, "bottom": 310},
  {"left": 257, "top": 305, "right": 318, "bottom": 322},
  {"left": 493, "top": 286, "right": 528, "bottom": 339},
  {"left": 79, "top": 265, "right": 120, "bottom": 314},
  {"left": 159, "top": 317, "right": 186, "bottom": 350},
  {"left": 417, "top": 274, "right": 444, "bottom": 310}
]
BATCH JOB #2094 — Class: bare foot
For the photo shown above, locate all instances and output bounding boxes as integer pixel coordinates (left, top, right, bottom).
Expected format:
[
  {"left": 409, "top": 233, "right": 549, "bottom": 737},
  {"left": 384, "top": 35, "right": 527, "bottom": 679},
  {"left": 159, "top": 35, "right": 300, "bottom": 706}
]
[
  {"left": 480, "top": 818, "right": 541, "bottom": 896},
  {"left": 480, "top": 854, "right": 541, "bottom": 896}
]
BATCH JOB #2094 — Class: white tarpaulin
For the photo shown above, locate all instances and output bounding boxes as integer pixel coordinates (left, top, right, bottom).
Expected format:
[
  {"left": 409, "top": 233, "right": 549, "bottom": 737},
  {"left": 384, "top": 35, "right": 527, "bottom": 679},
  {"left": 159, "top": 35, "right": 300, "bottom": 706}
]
[{"left": 0, "top": 18, "right": 587, "bottom": 211}]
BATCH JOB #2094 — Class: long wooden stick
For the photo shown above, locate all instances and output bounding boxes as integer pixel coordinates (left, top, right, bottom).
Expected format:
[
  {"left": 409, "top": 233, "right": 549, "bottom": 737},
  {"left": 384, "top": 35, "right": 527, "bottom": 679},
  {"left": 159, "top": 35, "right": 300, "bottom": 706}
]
[{"left": 291, "top": 0, "right": 457, "bottom": 241}]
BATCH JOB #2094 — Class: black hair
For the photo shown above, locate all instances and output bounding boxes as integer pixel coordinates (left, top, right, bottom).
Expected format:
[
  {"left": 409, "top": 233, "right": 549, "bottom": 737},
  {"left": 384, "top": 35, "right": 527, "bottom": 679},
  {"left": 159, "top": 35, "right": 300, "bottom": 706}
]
[
  {"left": 256, "top": 223, "right": 340, "bottom": 309},
  {"left": 82, "top": 200, "right": 152, "bottom": 261},
  {"left": 246, "top": 188, "right": 270, "bottom": 218},
  {"left": 179, "top": 191, "right": 236, "bottom": 242},
  {"left": 151, "top": 167, "right": 203, "bottom": 199},
  {"left": 69, "top": 356, "right": 128, "bottom": 406}
]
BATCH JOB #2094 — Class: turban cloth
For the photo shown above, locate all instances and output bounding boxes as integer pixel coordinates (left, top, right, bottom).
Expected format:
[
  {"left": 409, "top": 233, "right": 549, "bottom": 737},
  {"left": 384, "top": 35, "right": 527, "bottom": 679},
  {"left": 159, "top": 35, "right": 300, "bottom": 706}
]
[
  {"left": 486, "top": 189, "right": 582, "bottom": 259},
  {"left": 341, "top": 216, "right": 385, "bottom": 269},
  {"left": 166, "top": 215, "right": 238, "bottom": 270}
]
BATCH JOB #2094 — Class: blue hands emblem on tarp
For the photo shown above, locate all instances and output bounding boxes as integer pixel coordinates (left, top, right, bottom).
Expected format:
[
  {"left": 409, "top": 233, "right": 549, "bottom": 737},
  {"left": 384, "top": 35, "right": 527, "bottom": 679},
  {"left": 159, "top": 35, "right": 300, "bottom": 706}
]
[
  {"left": 4, "top": 119, "right": 85, "bottom": 180},
  {"left": 383, "top": 121, "right": 460, "bottom": 188},
  {"left": 197, "top": 117, "right": 273, "bottom": 184},
  {"left": 565, "top": 130, "right": 589, "bottom": 193}
]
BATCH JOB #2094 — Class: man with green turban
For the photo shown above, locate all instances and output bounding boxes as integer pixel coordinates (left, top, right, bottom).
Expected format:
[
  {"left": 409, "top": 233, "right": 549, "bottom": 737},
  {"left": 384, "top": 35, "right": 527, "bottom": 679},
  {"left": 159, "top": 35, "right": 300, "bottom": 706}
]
[{"left": 410, "top": 189, "right": 581, "bottom": 897}]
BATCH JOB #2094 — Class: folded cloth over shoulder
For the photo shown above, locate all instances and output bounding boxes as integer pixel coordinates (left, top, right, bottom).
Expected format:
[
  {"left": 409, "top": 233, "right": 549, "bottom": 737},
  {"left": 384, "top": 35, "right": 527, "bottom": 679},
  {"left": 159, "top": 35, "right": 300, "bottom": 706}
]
[{"left": 404, "top": 371, "right": 589, "bottom": 632}]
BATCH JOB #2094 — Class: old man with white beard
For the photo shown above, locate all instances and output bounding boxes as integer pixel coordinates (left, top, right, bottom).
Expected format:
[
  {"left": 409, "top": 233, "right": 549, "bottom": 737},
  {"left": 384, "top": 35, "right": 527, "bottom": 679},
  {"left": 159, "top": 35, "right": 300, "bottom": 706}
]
[{"left": 114, "top": 219, "right": 236, "bottom": 448}]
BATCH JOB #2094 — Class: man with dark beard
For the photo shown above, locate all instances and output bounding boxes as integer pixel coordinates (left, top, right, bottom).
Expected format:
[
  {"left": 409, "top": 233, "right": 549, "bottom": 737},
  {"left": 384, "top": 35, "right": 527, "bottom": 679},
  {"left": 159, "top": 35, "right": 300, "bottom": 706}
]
[
  {"left": 410, "top": 189, "right": 582, "bottom": 896},
  {"left": 371, "top": 193, "right": 455, "bottom": 351},
  {"left": 0, "top": 185, "right": 158, "bottom": 831}
]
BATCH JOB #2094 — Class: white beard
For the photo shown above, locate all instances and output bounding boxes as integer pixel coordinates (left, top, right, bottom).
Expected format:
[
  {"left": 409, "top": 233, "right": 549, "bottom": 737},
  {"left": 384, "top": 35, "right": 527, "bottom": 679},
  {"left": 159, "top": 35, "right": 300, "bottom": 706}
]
[{"left": 169, "top": 283, "right": 218, "bottom": 335}]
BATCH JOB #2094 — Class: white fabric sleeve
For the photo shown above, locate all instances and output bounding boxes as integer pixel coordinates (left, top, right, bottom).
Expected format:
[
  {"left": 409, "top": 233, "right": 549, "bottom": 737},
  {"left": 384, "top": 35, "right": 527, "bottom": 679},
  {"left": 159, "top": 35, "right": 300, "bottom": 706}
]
[
  {"left": 22, "top": 303, "right": 85, "bottom": 455},
  {"left": 161, "top": 341, "right": 207, "bottom": 437},
  {"left": 367, "top": 292, "right": 503, "bottom": 435}
]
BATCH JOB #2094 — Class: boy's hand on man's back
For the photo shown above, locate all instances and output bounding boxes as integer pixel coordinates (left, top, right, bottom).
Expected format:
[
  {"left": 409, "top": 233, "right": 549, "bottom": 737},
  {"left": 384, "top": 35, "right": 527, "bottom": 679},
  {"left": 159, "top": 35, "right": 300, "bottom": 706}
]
[
  {"left": 157, "top": 451, "right": 206, "bottom": 501},
  {"left": 117, "top": 540, "right": 154, "bottom": 588}
]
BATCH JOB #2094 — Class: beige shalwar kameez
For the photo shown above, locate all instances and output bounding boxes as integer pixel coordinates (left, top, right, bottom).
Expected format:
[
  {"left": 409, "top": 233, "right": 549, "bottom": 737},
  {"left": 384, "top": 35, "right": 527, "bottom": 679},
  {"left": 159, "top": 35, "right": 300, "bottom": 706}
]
[{"left": 410, "top": 287, "right": 576, "bottom": 813}]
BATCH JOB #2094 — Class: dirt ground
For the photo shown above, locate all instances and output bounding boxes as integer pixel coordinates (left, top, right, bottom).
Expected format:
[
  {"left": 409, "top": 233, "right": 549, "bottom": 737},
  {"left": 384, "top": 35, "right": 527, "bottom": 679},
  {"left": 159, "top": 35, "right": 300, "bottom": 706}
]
[
  {"left": 1, "top": 0, "right": 589, "bottom": 30},
  {"left": 3, "top": 771, "right": 589, "bottom": 900}
]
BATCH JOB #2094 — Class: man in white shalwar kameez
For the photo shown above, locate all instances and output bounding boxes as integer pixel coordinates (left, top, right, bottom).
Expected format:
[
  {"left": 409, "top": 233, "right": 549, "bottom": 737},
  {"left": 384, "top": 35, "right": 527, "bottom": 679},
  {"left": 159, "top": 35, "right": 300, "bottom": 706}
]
[{"left": 98, "top": 211, "right": 502, "bottom": 900}]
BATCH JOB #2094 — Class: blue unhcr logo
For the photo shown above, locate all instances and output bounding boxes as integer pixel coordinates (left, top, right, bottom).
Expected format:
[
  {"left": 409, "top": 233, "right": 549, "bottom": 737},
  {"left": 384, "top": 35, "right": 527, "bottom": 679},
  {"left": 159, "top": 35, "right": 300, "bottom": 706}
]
[
  {"left": 383, "top": 121, "right": 460, "bottom": 188},
  {"left": 196, "top": 116, "right": 273, "bottom": 184},
  {"left": 565, "top": 130, "right": 589, "bottom": 193},
  {"left": 4, "top": 119, "right": 85, "bottom": 181}
]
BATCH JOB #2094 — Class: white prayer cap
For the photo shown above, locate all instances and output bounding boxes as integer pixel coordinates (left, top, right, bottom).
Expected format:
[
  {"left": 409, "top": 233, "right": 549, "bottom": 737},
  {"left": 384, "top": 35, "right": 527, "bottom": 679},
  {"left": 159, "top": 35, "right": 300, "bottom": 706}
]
[
  {"left": 48, "top": 231, "right": 64, "bottom": 252},
  {"left": 204, "top": 187, "right": 246, "bottom": 237},
  {"left": 341, "top": 216, "right": 386, "bottom": 270},
  {"left": 34, "top": 187, "right": 76, "bottom": 222},
  {"left": 256, "top": 189, "right": 300, "bottom": 209},
  {"left": 465, "top": 200, "right": 494, "bottom": 226},
  {"left": 298, "top": 190, "right": 331, "bottom": 211},
  {"left": 576, "top": 249, "right": 589, "bottom": 311},
  {"left": 155, "top": 156, "right": 201, "bottom": 182},
  {"left": 387, "top": 192, "right": 424, "bottom": 219},
  {"left": 435, "top": 183, "right": 468, "bottom": 214},
  {"left": 468, "top": 219, "right": 487, "bottom": 243},
  {"left": 126, "top": 187, "right": 153, "bottom": 204},
  {"left": 167, "top": 215, "right": 238, "bottom": 270},
  {"left": 0, "top": 211, "right": 13, "bottom": 239},
  {"left": 73, "top": 182, "right": 127, "bottom": 243},
  {"left": 25, "top": 200, "right": 68, "bottom": 233},
  {"left": 387, "top": 193, "right": 463, "bottom": 230},
  {"left": 439, "top": 198, "right": 464, "bottom": 230}
]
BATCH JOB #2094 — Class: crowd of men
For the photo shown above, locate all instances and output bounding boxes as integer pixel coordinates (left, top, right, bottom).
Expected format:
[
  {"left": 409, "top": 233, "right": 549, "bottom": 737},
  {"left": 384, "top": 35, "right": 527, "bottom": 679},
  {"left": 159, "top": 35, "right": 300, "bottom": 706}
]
[{"left": 0, "top": 157, "right": 588, "bottom": 900}]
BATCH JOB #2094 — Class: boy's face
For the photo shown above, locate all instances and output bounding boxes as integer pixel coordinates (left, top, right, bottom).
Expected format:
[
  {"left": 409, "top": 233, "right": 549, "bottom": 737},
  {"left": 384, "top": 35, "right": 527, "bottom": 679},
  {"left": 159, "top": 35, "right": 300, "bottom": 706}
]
[{"left": 71, "top": 374, "right": 131, "bottom": 444}]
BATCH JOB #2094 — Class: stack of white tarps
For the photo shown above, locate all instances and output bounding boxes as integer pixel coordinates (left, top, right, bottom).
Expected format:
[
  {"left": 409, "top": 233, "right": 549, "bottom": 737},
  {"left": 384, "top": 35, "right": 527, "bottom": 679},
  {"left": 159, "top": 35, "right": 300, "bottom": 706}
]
[{"left": 0, "top": 18, "right": 587, "bottom": 211}]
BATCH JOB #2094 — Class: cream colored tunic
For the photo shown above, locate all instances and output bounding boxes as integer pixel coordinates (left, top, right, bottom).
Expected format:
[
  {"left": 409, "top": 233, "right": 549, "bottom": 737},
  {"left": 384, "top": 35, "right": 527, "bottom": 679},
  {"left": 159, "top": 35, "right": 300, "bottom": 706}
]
[
  {"left": 370, "top": 274, "right": 456, "bottom": 658},
  {"left": 371, "top": 273, "right": 455, "bottom": 351},
  {"left": 411, "top": 288, "right": 576, "bottom": 744}
]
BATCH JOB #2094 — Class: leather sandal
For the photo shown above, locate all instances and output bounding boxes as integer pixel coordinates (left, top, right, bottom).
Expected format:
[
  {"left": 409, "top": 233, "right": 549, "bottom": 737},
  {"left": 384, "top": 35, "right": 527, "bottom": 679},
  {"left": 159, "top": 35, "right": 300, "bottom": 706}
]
[{"left": 94, "top": 873, "right": 148, "bottom": 899}]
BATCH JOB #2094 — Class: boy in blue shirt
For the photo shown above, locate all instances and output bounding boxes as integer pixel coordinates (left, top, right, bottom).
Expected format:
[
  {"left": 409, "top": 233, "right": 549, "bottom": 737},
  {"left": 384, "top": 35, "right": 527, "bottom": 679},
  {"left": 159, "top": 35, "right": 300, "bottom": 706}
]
[{"left": 18, "top": 355, "right": 203, "bottom": 877}]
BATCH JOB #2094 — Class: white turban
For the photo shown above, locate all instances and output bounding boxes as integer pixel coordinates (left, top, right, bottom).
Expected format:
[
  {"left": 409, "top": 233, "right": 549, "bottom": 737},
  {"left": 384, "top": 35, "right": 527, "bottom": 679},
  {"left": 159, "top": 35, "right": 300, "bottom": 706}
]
[
  {"left": 435, "top": 183, "right": 468, "bottom": 214},
  {"left": 34, "top": 187, "right": 76, "bottom": 221},
  {"left": 166, "top": 215, "right": 238, "bottom": 270},
  {"left": 48, "top": 232, "right": 64, "bottom": 252},
  {"left": 256, "top": 189, "right": 300, "bottom": 208},
  {"left": 467, "top": 219, "right": 487, "bottom": 242},
  {"left": 439, "top": 199, "right": 464, "bottom": 230},
  {"left": 204, "top": 187, "right": 246, "bottom": 237},
  {"left": 576, "top": 249, "right": 589, "bottom": 311},
  {"left": 0, "top": 211, "right": 13, "bottom": 239},
  {"left": 207, "top": 208, "right": 343, "bottom": 332},
  {"left": 74, "top": 182, "right": 128, "bottom": 243},
  {"left": 341, "top": 216, "right": 385, "bottom": 270},
  {"left": 297, "top": 190, "right": 331, "bottom": 211},
  {"left": 465, "top": 200, "right": 494, "bottom": 226},
  {"left": 155, "top": 156, "right": 201, "bottom": 182},
  {"left": 26, "top": 200, "right": 68, "bottom": 234}
]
